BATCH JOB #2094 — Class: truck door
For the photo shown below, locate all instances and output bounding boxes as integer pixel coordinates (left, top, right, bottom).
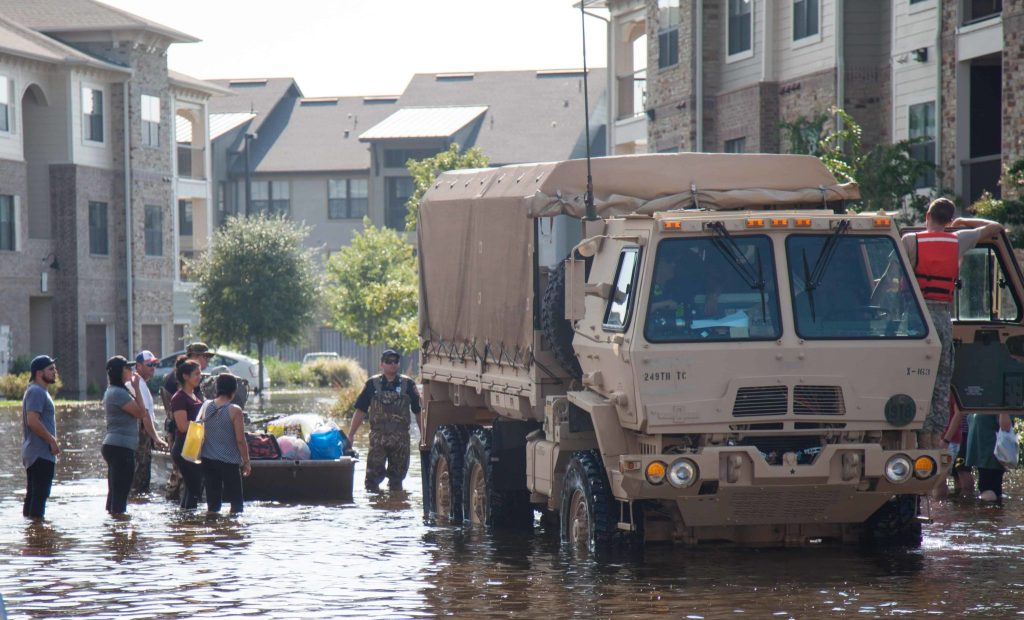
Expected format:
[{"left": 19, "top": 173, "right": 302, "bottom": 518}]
[{"left": 947, "top": 231, "right": 1024, "bottom": 414}]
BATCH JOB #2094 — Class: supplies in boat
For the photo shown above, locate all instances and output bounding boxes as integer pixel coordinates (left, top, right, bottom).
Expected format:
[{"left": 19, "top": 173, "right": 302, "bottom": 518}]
[
  {"left": 264, "top": 413, "right": 349, "bottom": 460},
  {"left": 276, "top": 435, "right": 311, "bottom": 460}
]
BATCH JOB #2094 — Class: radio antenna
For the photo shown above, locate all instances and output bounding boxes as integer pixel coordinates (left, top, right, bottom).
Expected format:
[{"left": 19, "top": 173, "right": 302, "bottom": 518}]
[{"left": 580, "top": 1, "right": 597, "bottom": 221}]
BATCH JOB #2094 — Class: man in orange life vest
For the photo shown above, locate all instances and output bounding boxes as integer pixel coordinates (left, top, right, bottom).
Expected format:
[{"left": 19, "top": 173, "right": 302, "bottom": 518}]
[{"left": 902, "top": 197, "right": 1003, "bottom": 449}]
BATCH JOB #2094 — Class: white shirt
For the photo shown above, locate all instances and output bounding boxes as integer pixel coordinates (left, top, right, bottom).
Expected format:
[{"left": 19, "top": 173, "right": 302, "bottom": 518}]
[{"left": 125, "top": 380, "right": 157, "bottom": 430}]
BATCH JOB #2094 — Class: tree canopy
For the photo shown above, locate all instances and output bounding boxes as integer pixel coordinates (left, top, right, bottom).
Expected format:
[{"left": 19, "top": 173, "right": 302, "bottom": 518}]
[
  {"left": 191, "top": 214, "right": 321, "bottom": 392},
  {"left": 325, "top": 218, "right": 418, "bottom": 366},
  {"left": 404, "top": 143, "right": 489, "bottom": 230}
]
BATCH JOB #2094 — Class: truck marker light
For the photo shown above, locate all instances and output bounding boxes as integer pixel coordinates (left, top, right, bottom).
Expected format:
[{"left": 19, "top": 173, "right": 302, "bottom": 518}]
[
  {"left": 668, "top": 459, "right": 698, "bottom": 487},
  {"left": 913, "top": 456, "right": 937, "bottom": 479},
  {"left": 795, "top": 218, "right": 812, "bottom": 227},
  {"left": 874, "top": 217, "right": 892, "bottom": 227},
  {"left": 771, "top": 218, "right": 789, "bottom": 227},
  {"left": 620, "top": 459, "right": 641, "bottom": 473},
  {"left": 662, "top": 220, "right": 682, "bottom": 230},
  {"left": 645, "top": 461, "right": 667, "bottom": 485},
  {"left": 884, "top": 455, "right": 913, "bottom": 484},
  {"left": 746, "top": 218, "right": 764, "bottom": 228}
]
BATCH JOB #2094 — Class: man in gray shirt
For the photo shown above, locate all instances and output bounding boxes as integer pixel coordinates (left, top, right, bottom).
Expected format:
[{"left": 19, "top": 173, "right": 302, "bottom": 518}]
[{"left": 22, "top": 355, "right": 59, "bottom": 519}]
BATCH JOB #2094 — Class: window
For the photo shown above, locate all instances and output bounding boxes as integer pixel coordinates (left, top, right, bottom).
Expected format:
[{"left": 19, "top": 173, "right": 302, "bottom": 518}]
[
  {"left": 725, "top": 137, "right": 747, "bottom": 153},
  {"left": 83, "top": 87, "right": 104, "bottom": 143},
  {"left": 0, "top": 195, "right": 13, "bottom": 251},
  {"left": 144, "top": 204, "right": 163, "bottom": 256},
  {"left": 956, "top": 245, "right": 1020, "bottom": 322},
  {"left": 605, "top": 248, "right": 642, "bottom": 330},
  {"left": 793, "top": 0, "right": 819, "bottom": 40},
  {"left": 386, "top": 177, "right": 414, "bottom": 229},
  {"left": 178, "top": 200, "right": 193, "bottom": 236},
  {"left": 728, "top": 0, "right": 753, "bottom": 57},
  {"left": 0, "top": 76, "right": 9, "bottom": 133},
  {"left": 141, "top": 94, "right": 160, "bottom": 147},
  {"left": 964, "top": 0, "right": 1002, "bottom": 24},
  {"left": 787, "top": 235, "right": 927, "bottom": 339},
  {"left": 383, "top": 148, "right": 442, "bottom": 168},
  {"left": 251, "top": 181, "right": 290, "bottom": 216},
  {"left": 328, "top": 178, "right": 369, "bottom": 219},
  {"left": 645, "top": 236, "right": 782, "bottom": 342},
  {"left": 658, "top": 0, "right": 680, "bottom": 69},
  {"left": 88, "top": 201, "right": 108, "bottom": 255},
  {"left": 909, "top": 102, "right": 936, "bottom": 189}
]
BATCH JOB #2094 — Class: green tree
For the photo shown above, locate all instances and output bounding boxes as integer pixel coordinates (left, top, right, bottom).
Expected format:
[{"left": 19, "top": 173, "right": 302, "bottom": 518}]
[
  {"left": 405, "top": 143, "right": 488, "bottom": 230},
  {"left": 325, "top": 218, "right": 418, "bottom": 369},
  {"left": 191, "top": 214, "right": 321, "bottom": 394}
]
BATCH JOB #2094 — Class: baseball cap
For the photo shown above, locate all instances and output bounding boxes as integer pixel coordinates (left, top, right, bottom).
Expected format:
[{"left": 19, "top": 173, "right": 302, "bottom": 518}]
[
  {"left": 186, "top": 342, "right": 215, "bottom": 357},
  {"left": 381, "top": 349, "right": 400, "bottom": 362},
  {"left": 30, "top": 355, "right": 56, "bottom": 375},
  {"left": 136, "top": 350, "right": 159, "bottom": 366},
  {"left": 106, "top": 355, "right": 136, "bottom": 372}
]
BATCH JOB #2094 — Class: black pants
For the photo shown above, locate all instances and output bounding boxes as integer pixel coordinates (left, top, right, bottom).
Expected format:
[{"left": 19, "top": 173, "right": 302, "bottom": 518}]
[
  {"left": 101, "top": 444, "right": 135, "bottom": 514},
  {"left": 201, "top": 458, "right": 244, "bottom": 513},
  {"left": 978, "top": 467, "right": 1005, "bottom": 498},
  {"left": 24, "top": 458, "right": 55, "bottom": 519},
  {"left": 171, "top": 437, "right": 205, "bottom": 509}
]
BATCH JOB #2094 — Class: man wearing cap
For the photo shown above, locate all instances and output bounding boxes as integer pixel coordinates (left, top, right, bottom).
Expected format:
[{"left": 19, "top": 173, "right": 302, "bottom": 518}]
[
  {"left": 162, "top": 342, "right": 214, "bottom": 397},
  {"left": 22, "top": 355, "right": 59, "bottom": 519},
  {"left": 348, "top": 350, "right": 421, "bottom": 492},
  {"left": 131, "top": 350, "right": 160, "bottom": 495}
]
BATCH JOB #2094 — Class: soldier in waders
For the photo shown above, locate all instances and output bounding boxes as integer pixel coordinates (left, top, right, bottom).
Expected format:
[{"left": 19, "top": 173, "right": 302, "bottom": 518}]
[{"left": 348, "top": 350, "right": 421, "bottom": 492}]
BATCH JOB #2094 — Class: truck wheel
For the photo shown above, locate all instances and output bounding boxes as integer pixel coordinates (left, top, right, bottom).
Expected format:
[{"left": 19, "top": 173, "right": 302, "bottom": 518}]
[
  {"left": 560, "top": 450, "right": 616, "bottom": 550},
  {"left": 862, "top": 494, "right": 922, "bottom": 547},
  {"left": 463, "top": 428, "right": 533, "bottom": 529},
  {"left": 427, "top": 425, "right": 466, "bottom": 525},
  {"left": 541, "top": 259, "right": 583, "bottom": 379}
]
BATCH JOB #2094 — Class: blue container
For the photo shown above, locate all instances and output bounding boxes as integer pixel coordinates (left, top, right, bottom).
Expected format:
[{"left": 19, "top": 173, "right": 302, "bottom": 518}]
[{"left": 308, "top": 428, "right": 343, "bottom": 460}]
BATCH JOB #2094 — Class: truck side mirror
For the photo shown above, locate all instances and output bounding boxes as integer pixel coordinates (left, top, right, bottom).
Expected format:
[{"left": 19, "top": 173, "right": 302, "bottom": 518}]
[{"left": 564, "top": 258, "right": 586, "bottom": 321}]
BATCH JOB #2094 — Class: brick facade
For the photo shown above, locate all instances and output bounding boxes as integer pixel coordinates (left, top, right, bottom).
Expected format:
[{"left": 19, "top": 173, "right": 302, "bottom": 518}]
[
  {"left": 938, "top": 0, "right": 958, "bottom": 194},
  {"left": 1003, "top": 3, "right": 1024, "bottom": 187}
]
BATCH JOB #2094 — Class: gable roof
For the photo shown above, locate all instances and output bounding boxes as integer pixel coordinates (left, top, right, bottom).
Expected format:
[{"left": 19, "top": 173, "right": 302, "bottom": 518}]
[
  {"left": 385, "top": 69, "right": 607, "bottom": 165},
  {"left": 0, "top": 12, "right": 130, "bottom": 73},
  {"left": 359, "top": 105, "right": 488, "bottom": 141},
  {"left": 251, "top": 96, "right": 399, "bottom": 173},
  {"left": 207, "top": 77, "right": 303, "bottom": 140},
  {"left": 0, "top": 0, "right": 198, "bottom": 43}
]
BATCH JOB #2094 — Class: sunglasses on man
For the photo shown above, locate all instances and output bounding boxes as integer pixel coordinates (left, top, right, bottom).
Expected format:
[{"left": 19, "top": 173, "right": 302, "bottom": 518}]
[{"left": 383, "top": 358, "right": 400, "bottom": 365}]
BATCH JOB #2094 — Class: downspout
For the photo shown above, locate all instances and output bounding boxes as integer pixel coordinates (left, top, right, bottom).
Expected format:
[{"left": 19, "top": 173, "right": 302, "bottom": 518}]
[
  {"left": 934, "top": 2, "right": 942, "bottom": 196},
  {"left": 835, "top": 0, "right": 845, "bottom": 132},
  {"left": 891, "top": 0, "right": 899, "bottom": 144},
  {"left": 695, "top": 0, "right": 703, "bottom": 151},
  {"left": 123, "top": 81, "right": 133, "bottom": 354}
]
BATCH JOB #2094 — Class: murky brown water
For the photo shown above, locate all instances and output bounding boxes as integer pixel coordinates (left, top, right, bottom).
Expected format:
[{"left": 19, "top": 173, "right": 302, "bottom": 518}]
[{"left": 2, "top": 392, "right": 1024, "bottom": 618}]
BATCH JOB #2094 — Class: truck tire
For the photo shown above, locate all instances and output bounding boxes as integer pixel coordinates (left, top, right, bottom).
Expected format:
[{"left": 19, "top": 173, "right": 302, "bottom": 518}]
[
  {"left": 463, "top": 428, "right": 533, "bottom": 529},
  {"left": 541, "top": 259, "right": 583, "bottom": 379},
  {"left": 862, "top": 494, "right": 922, "bottom": 547},
  {"left": 426, "top": 425, "right": 467, "bottom": 525},
  {"left": 560, "top": 450, "right": 617, "bottom": 550}
]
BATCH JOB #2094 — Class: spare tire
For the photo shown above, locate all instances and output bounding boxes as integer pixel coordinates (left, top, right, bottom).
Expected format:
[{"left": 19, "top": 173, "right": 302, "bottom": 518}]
[{"left": 541, "top": 259, "right": 583, "bottom": 379}]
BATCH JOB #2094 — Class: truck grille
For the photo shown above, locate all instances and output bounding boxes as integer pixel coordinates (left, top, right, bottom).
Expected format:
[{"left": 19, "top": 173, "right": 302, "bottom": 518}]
[
  {"left": 732, "top": 386, "right": 788, "bottom": 417},
  {"left": 793, "top": 386, "right": 845, "bottom": 415}
]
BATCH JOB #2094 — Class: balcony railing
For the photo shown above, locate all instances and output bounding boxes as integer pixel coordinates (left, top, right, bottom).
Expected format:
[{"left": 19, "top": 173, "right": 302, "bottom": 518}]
[
  {"left": 616, "top": 68, "right": 647, "bottom": 121},
  {"left": 176, "top": 144, "right": 206, "bottom": 180},
  {"left": 962, "top": 154, "right": 1002, "bottom": 203},
  {"left": 963, "top": 0, "right": 1001, "bottom": 25}
]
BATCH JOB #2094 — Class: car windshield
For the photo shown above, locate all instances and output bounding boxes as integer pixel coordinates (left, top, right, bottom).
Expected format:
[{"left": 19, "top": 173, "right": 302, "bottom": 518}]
[
  {"left": 787, "top": 234, "right": 927, "bottom": 339},
  {"left": 644, "top": 236, "right": 782, "bottom": 342}
]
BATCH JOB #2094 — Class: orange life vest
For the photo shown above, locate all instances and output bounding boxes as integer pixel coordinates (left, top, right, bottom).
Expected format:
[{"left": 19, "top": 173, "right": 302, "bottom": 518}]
[{"left": 914, "top": 231, "right": 959, "bottom": 302}]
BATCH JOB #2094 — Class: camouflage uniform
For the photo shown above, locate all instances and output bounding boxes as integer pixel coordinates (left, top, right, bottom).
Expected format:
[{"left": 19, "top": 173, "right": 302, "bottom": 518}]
[
  {"left": 923, "top": 301, "right": 954, "bottom": 435},
  {"left": 364, "top": 374, "right": 416, "bottom": 490}
]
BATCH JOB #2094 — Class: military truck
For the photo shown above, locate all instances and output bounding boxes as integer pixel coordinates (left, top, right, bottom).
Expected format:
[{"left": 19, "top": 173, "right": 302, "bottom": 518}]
[{"left": 416, "top": 153, "right": 1024, "bottom": 548}]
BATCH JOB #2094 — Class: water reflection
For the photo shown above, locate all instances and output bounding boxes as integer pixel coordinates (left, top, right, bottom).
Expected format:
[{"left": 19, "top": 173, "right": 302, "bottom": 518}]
[{"left": 1, "top": 393, "right": 1023, "bottom": 617}]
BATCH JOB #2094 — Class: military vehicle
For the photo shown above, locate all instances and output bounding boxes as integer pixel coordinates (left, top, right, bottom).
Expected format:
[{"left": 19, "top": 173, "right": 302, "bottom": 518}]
[{"left": 416, "top": 153, "right": 1024, "bottom": 548}]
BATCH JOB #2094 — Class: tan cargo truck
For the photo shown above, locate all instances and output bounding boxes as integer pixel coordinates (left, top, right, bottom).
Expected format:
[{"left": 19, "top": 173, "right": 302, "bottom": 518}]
[{"left": 417, "top": 153, "right": 1024, "bottom": 548}]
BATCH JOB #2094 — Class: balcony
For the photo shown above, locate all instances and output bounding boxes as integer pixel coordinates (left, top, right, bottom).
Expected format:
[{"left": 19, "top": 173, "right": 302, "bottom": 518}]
[
  {"left": 176, "top": 143, "right": 206, "bottom": 180},
  {"left": 615, "top": 68, "right": 647, "bottom": 121}
]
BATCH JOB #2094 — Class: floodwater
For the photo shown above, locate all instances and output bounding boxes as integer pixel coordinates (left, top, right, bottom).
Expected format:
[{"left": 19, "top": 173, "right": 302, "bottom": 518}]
[{"left": 2, "top": 392, "right": 1024, "bottom": 618}]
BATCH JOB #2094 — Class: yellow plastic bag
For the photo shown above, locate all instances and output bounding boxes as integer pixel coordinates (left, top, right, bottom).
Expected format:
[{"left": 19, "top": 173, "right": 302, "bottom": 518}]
[{"left": 181, "top": 400, "right": 211, "bottom": 464}]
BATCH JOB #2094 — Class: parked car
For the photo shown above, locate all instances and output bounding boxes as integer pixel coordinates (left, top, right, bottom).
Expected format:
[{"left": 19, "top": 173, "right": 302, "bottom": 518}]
[
  {"left": 302, "top": 352, "right": 341, "bottom": 364},
  {"left": 153, "top": 349, "right": 271, "bottom": 391}
]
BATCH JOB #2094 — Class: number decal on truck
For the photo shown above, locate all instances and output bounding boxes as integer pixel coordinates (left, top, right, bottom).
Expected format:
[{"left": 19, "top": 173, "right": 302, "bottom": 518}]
[{"left": 643, "top": 371, "right": 686, "bottom": 382}]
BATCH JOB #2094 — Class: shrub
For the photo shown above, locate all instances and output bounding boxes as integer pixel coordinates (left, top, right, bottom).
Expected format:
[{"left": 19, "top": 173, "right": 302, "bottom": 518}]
[
  {"left": 10, "top": 354, "right": 33, "bottom": 374},
  {"left": 326, "top": 384, "right": 362, "bottom": 423},
  {"left": 0, "top": 373, "right": 62, "bottom": 400},
  {"left": 265, "top": 357, "right": 305, "bottom": 387},
  {"left": 302, "top": 357, "right": 366, "bottom": 389}
]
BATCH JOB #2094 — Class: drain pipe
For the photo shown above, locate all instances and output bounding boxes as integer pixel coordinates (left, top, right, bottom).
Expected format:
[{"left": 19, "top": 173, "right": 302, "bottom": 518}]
[
  {"left": 934, "top": 3, "right": 942, "bottom": 201},
  {"left": 123, "top": 81, "right": 133, "bottom": 354},
  {"left": 835, "top": 0, "right": 845, "bottom": 132},
  {"left": 695, "top": 0, "right": 703, "bottom": 151}
]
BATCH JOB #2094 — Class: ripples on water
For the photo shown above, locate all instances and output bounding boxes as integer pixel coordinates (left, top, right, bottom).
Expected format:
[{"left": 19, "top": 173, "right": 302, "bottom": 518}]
[{"left": 2, "top": 393, "right": 1024, "bottom": 618}]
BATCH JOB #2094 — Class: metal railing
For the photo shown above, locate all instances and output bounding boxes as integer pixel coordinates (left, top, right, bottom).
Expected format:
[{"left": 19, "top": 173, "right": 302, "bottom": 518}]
[
  {"left": 176, "top": 144, "right": 207, "bottom": 180},
  {"left": 616, "top": 68, "right": 647, "bottom": 121}
]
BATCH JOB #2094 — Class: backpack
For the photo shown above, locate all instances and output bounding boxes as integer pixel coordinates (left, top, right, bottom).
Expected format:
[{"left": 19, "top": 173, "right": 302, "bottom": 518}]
[{"left": 246, "top": 432, "right": 282, "bottom": 460}]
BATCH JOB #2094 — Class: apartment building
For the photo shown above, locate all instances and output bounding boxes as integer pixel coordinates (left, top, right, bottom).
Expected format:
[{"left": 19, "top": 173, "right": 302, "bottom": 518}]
[
  {"left": 0, "top": 0, "right": 223, "bottom": 394},
  {"left": 594, "top": 0, "right": 1019, "bottom": 204}
]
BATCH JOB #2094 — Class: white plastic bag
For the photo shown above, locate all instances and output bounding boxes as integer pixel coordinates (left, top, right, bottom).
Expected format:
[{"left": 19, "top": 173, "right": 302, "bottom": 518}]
[{"left": 994, "top": 429, "right": 1020, "bottom": 470}]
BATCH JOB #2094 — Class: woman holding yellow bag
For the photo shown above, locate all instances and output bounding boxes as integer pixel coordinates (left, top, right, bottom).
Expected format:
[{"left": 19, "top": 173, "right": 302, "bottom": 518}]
[
  {"left": 170, "top": 359, "right": 205, "bottom": 509},
  {"left": 102, "top": 356, "right": 167, "bottom": 515}
]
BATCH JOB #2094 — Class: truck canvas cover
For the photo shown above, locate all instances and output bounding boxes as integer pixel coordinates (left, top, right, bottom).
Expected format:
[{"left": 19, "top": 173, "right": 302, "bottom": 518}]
[{"left": 417, "top": 152, "right": 860, "bottom": 364}]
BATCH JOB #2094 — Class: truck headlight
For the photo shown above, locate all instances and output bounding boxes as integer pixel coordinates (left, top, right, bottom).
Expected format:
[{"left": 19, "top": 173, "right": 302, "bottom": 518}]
[
  {"left": 884, "top": 455, "right": 913, "bottom": 484},
  {"left": 668, "top": 459, "right": 698, "bottom": 488}
]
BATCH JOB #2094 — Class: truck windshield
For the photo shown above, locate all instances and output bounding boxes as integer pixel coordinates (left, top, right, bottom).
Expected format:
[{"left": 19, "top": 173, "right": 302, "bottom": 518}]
[
  {"left": 787, "top": 235, "right": 928, "bottom": 339},
  {"left": 644, "top": 236, "right": 782, "bottom": 342}
]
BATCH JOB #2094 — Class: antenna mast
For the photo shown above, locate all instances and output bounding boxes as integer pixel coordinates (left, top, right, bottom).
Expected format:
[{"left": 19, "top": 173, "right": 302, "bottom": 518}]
[{"left": 580, "top": 1, "right": 597, "bottom": 221}]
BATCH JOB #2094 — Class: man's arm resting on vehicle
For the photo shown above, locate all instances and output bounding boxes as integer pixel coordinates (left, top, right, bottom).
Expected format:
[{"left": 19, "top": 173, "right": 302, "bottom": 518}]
[
  {"left": 348, "top": 409, "right": 366, "bottom": 438},
  {"left": 952, "top": 217, "right": 1003, "bottom": 239},
  {"left": 26, "top": 410, "right": 59, "bottom": 456}
]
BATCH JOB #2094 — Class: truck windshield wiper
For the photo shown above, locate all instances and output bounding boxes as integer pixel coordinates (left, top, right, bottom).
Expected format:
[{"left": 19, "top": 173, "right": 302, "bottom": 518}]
[
  {"left": 707, "top": 222, "right": 767, "bottom": 321},
  {"left": 802, "top": 219, "right": 850, "bottom": 322}
]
